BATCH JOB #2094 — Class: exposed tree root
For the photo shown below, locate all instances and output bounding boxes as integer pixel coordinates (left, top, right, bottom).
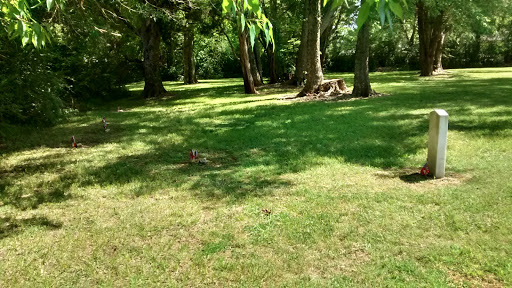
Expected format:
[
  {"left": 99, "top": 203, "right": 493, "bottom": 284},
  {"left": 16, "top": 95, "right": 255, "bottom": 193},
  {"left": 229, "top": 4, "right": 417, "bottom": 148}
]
[
  {"left": 282, "top": 79, "right": 348, "bottom": 100},
  {"left": 279, "top": 80, "right": 388, "bottom": 102}
]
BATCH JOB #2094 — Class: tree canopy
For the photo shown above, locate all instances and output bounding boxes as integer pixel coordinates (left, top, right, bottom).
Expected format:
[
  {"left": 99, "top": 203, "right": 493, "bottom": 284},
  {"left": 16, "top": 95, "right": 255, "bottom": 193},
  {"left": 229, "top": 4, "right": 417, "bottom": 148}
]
[{"left": 1, "top": 0, "right": 511, "bottom": 126}]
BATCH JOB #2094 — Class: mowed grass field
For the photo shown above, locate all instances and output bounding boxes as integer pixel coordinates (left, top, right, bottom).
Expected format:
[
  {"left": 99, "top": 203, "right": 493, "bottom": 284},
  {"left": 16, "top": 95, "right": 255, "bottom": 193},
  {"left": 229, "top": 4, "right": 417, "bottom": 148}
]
[{"left": 1, "top": 68, "right": 511, "bottom": 287}]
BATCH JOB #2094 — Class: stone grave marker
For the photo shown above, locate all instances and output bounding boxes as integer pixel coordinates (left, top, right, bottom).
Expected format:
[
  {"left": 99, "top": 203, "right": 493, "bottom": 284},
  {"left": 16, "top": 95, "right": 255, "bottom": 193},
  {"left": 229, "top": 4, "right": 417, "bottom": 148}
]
[{"left": 427, "top": 109, "right": 449, "bottom": 178}]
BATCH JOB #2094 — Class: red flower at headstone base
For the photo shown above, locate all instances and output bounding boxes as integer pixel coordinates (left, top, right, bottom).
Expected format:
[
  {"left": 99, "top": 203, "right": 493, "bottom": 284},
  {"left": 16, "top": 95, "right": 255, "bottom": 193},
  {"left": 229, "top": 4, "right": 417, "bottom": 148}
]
[{"left": 420, "top": 163, "right": 430, "bottom": 176}]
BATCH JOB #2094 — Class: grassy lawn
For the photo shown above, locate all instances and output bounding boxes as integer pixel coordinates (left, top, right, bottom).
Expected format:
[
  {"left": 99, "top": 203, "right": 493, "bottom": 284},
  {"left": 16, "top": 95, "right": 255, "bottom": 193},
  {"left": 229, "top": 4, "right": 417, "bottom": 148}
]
[{"left": 1, "top": 68, "right": 512, "bottom": 286}]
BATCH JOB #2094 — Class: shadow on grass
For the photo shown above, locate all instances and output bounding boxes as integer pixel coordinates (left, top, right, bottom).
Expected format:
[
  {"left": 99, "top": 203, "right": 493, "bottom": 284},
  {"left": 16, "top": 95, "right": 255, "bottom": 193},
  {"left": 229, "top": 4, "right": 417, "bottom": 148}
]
[
  {"left": 0, "top": 216, "right": 62, "bottom": 240},
  {"left": 399, "top": 173, "right": 431, "bottom": 183},
  {"left": 0, "top": 175, "right": 73, "bottom": 210},
  {"left": 1, "top": 71, "right": 511, "bottom": 206}
]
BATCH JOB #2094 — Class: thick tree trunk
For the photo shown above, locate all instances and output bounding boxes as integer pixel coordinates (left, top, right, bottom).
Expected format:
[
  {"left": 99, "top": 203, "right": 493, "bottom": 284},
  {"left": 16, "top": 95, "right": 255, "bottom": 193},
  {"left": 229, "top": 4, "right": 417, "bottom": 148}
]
[
  {"left": 238, "top": 25, "right": 257, "bottom": 94},
  {"left": 247, "top": 36, "right": 264, "bottom": 86},
  {"left": 417, "top": 1, "right": 433, "bottom": 76},
  {"left": 294, "top": 0, "right": 310, "bottom": 86},
  {"left": 298, "top": 0, "right": 323, "bottom": 96},
  {"left": 353, "top": 18, "right": 372, "bottom": 98},
  {"left": 140, "top": 18, "right": 166, "bottom": 98},
  {"left": 417, "top": 1, "right": 445, "bottom": 77},
  {"left": 183, "top": 20, "right": 198, "bottom": 84}
]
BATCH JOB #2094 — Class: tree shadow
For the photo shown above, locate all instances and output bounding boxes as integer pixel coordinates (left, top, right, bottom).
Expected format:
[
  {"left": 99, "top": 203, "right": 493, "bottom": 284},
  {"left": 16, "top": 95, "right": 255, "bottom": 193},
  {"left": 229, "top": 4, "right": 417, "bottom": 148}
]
[
  {"left": 1, "top": 71, "right": 511, "bottom": 205},
  {"left": 0, "top": 215, "right": 62, "bottom": 240},
  {"left": 0, "top": 175, "right": 73, "bottom": 210}
]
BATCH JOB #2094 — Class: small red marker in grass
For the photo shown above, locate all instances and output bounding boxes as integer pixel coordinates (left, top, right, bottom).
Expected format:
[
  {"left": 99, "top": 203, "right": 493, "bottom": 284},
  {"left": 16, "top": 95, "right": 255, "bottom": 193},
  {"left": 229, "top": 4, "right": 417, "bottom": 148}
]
[
  {"left": 189, "top": 150, "right": 198, "bottom": 161},
  {"left": 420, "top": 162, "right": 430, "bottom": 176}
]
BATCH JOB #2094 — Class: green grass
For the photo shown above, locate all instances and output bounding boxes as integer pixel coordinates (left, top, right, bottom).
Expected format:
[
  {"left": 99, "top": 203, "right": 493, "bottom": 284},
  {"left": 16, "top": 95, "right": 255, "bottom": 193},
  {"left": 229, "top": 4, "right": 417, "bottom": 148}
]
[{"left": 1, "top": 68, "right": 512, "bottom": 286}]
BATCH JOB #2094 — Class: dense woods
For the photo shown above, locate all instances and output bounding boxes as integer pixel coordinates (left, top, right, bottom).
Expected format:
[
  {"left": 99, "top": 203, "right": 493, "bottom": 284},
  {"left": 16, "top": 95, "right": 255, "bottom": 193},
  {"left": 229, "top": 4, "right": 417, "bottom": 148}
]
[{"left": 1, "top": 0, "right": 511, "bottom": 129}]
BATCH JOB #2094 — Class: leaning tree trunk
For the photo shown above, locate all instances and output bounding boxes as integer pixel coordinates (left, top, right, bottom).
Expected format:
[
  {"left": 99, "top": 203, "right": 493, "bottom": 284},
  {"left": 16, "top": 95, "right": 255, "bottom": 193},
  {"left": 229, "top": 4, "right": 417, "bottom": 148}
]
[
  {"left": 417, "top": 1, "right": 445, "bottom": 76},
  {"left": 320, "top": 21, "right": 334, "bottom": 67},
  {"left": 319, "top": 1, "right": 338, "bottom": 67},
  {"left": 294, "top": 0, "right": 310, "bottom": 86},
  {"left": 140, "top": 18, "right": 167, "bottom": 98},
  {"left": 298, "top": 0, "right": 323, "bottom": 96},
  {"left": 353, "top": 17, "right": 372, "bottom": 98},
  {"left": 183, "top": 19, "right": 198, "bottom": 84},
  {"left": 238, "top": 25, "right": 257, "bottom": 94},
  {"left": 247, "top": 36, "right": 264, "bottom": 86}
]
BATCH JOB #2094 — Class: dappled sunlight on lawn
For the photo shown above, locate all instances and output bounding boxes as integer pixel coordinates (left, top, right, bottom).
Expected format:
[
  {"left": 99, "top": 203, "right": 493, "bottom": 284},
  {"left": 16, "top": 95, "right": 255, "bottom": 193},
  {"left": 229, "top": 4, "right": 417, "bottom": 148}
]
[{"left": 1, "top": 68, "right": 512, "bottom": 286}]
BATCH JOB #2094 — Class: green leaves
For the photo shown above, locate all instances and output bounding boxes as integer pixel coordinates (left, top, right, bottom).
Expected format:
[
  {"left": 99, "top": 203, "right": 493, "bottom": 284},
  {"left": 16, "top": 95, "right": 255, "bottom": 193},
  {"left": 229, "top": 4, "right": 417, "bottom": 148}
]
[
  {"left": 46, "top": 0, "right": 54, "bottom": 11},
  {"left": 324, "top": 0, "right": 348, "bottom": 9},
  {"left": 388, "top": 0, "right": 403, "bottom": 19},
  {"left": 355, "top": 0, "right": 406, "bottom": 31},
  {"left": 2, "top": 0, "right": 61, "bottom": 49},
  {"left": 224, "top": 0, "right": 274, "bottom": 51},
  {"left": 222, "top": 0, "right": 236, "bottom": 15},
  {"left": 241, "top": 13, "right": 246, "bottom": 31},
  {"left": 249, "top": 24, "right": 256, "bottom": 48},
  {"left": 356, "top": 0, "right": 373, "bottom": 30},
  {"left": 378, "top": 0, "right": 386, "bottom": 26},
  {"left": 246, "top": 0, "right": 260, "bottom": 15}
]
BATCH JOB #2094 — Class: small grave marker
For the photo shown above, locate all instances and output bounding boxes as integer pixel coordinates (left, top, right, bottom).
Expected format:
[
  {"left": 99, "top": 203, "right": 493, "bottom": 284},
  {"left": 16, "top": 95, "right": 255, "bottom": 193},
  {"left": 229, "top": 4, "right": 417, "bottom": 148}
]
[{"left": 427, "top": 109, "right": 449, "bottom": 178}]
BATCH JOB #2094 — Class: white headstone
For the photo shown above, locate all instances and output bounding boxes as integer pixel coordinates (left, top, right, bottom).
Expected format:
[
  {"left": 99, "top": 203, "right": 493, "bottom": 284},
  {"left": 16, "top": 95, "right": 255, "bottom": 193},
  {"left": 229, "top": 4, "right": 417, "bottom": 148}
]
[{"left": 428, "top": 109, "right": 449, "bottom": 179}]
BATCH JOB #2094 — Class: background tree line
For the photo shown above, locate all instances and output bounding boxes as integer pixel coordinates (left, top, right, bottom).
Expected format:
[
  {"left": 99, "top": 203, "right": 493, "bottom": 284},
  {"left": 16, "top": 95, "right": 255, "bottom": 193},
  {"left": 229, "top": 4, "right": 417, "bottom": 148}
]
[{"left": 1, "top": 0, "right": 511, "bottom": 131}]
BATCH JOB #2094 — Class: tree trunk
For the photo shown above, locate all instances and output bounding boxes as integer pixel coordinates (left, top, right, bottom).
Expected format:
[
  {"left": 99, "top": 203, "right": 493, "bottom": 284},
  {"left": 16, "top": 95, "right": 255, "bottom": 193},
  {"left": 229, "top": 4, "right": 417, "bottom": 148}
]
[
  {"left": 298, "top": 0, "right": 323, "bottom": 96},
  {"left": 294, "top": 0, "right": 310, "bottom": 86},
  {"left": 433, "top": 31, "right": 445, "bottom": 73},
  {"left": 247, "top": 36, "right": 264, "bottom": 86},
  {"left": 140, "top": 18, "right": 167, "bottom": 98},
  {"left": 238, "top": 23, "right": 257, "bottom": 94},
  {"left": 417, "top": 1, "right": 433, "bottom": 76},
  {"left": 353, "top": 18, "right": 372, "bottom": 98},
  {"left": 417, "top": 1, "right": 445, "bottom": 77},
  {"left": 319, "top": 1, "right": 338, "bottom": 67},
  {"left": 254, "top": 40, "right": 264, "bottom": 83},
  {"left": 267, "top": 0, "right": 279, "bottom": 84},
  {"left": 164, "top": 33, "right": 176, "bottom": 72},
  {"left": 267, "top": 42, "right": 279, "bottom": 84},
  {"left": 183, "top": 19, "right": 198, "bottom": 84},
  {"left": 320, "top": 22, "right": 334, "bottom": 67}
]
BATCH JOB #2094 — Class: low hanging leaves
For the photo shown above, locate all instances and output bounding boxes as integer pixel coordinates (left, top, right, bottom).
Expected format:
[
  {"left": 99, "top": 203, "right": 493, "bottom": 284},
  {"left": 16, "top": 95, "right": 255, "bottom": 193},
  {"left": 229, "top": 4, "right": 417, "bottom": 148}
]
[
  {"left": 3, "top": 0, "right": 64, "bottom": 48},
  {"left": 356, "top": 0, "right": 373, "bottom": 30},
  {"left": 222, "top": 0, "right": 275, "bottom": 51},
  {"left": 249, "top": 24, "right": 256, "bottom": 48},
  {"left": 46, "top": 0, "right": 54, "bottom": 10},
  {"left": 353, "top": 0, "right": 407, "bottom": 31},
  {"left": 388, "top": 0, "right": 403, "bottom": 19}
]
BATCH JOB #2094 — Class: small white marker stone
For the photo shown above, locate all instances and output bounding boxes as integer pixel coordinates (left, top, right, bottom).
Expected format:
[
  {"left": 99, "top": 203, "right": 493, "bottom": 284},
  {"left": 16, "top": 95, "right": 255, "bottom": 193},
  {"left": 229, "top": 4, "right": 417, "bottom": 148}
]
[{"left": 428, "top": 109, "right": 449, "bottom": 179}]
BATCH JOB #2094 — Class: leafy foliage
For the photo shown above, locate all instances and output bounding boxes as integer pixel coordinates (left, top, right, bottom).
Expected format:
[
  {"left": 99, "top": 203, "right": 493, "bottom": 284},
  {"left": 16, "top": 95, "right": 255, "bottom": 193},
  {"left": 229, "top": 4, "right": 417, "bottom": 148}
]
[
  {"left": 0, "top": 0, "right": 64, "bottom": 48},
  {"left": 222, "top": 0, "right": 274, "bottom": 50},
  {"left": 0, "top": 30, "right": 64, "bottom": 127},
  {"left": 355, "top": 0, "right": 406, "bottom": 30}
]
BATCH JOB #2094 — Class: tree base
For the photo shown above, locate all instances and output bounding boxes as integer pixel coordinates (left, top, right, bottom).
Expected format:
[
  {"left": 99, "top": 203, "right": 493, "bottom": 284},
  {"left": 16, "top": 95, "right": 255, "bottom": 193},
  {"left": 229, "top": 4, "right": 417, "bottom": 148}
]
[{"left": 295, "top": 79, "right": 348, "bottom": 98}]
